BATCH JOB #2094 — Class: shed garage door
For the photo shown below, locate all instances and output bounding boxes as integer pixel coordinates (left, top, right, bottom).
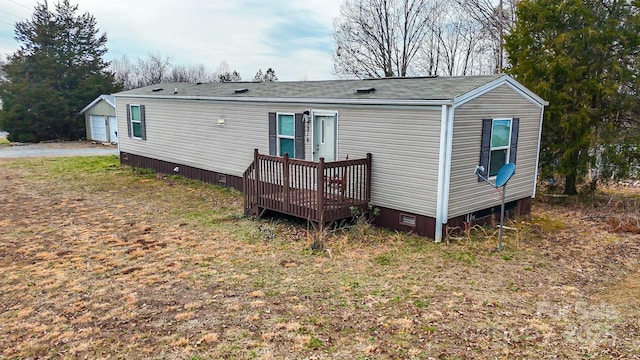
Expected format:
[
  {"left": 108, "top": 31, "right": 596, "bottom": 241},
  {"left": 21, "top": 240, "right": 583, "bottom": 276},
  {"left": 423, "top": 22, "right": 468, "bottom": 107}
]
[
  {"left": 89, "top": 115, "right": 107, "bottom": 142},
  {"left": 108, "top": 116, "right": 118, "bottom": 144}
]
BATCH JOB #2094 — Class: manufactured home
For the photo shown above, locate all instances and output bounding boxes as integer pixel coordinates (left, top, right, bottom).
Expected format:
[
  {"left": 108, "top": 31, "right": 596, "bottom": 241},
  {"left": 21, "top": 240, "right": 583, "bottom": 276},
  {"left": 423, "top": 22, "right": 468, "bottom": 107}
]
[
  {"left": 114, "top": 75, "right": 547, "bottom": 241},
  {"left": 80, "top": 94, "right": 118, "bottom": 144}
]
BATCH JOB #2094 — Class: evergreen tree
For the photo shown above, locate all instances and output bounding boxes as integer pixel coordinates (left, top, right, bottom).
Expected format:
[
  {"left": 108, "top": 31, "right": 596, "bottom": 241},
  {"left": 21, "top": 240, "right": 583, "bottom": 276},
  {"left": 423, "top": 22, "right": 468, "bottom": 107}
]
[
  {"left": 253, "top": 68, "right": 277, "bottom": 82},
  {"left": 253, "top": 69, "right": 264, "bottom": 82},
  {"left": 505, "top": 0, "right": 640, "bottom": 194},
  {"left": 263, "top": 68, "right": 278, "bottom": 82},
  {"left": 0, "top": 0, "right": 119, "bottom": 142},
  {"left": 218, "top": 70, "right": 241, "bottom": 82}
]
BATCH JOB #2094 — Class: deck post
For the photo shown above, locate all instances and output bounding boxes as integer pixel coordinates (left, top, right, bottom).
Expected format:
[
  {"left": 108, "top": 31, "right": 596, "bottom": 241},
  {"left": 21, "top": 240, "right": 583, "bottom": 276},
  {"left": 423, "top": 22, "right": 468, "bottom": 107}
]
[
  {"left": 366, "top": 153, "right": 372, "bottom": 202},
  {"left": 283, "top": 153, "right": 290, "bottom": 213},
  {"left": 253, "top": 149, "right": 260, "bottom": 211},
  {"left": 317, "top": 157, "right": 325, "bottom": 227}
]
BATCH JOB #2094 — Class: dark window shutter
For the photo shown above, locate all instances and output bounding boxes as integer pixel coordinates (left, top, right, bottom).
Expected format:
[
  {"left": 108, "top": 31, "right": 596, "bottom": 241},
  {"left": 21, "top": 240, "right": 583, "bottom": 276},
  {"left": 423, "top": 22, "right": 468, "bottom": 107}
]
[
  {"left": 268, "top": 112, "right": 277, "bottom": 155},
  {"left": 509, "top": 118, "right": 519, "bottom": 164},
  {"left": 126, "top": 104, "right": 132, "bottom": 138},
  {"left": 478, "top": 118, "right": 492, "bottom": 181},
  {"left": 294, "top": 113, "right": 305, "bottom": 159},
  {"left": 140, "top": 105, "right": 146, "bottom": 140}
]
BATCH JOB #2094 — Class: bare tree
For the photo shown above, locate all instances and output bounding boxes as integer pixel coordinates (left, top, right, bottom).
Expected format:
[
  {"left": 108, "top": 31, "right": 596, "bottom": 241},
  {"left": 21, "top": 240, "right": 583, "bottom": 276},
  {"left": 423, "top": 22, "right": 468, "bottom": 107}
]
[
  {"left": 333, "top": 0, "right": 437, "bottom": 78},
  {"left": 453, "top": 0, "right": 518, "bottom": 73},
  {"left": 111, "top": 55, "right": 138, "bottom": 89},
  {"left": 110, "top": 56, "right": 242, "bottom": 89},
  {"left": 137, "top": 52, "right": 172, "bottom": 85},
  {"left": 168, "top": 64, "right": 216, "bottom": 83},
  {"left": 110, "top": 54, "right": 221, "bottom": 89},
  {"left": 110, "top": 53, "right": 172, "bottom": 89},
  {"left": 417, "top": 3, "right": 488, "bottom": 76}
]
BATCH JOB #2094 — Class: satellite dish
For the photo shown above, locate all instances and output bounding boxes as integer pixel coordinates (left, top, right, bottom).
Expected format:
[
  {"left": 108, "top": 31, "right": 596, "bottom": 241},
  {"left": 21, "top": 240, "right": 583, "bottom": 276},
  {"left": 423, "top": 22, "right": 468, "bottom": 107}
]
[{"left": 495, "top": 163, "right": 516, "bottom": 188}]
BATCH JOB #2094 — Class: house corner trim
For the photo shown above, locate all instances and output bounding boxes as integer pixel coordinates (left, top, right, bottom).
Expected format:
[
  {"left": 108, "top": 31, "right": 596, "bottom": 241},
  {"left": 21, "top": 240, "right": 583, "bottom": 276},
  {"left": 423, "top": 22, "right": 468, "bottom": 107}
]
[{"left": 435, "top": 104, "right": 452, "bottom": 242}]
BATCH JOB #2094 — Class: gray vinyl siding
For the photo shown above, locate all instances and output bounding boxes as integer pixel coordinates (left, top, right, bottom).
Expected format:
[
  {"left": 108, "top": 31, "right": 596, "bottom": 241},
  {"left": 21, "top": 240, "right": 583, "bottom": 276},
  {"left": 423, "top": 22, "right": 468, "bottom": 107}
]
[
  {"left": 117, "top": 98, "right": 284, "bottom": 176},
  {"left": 117, "top": 98, "right": 442, "bottom": 217},
  {"left": 447, "top": 84, "right": 543, "bottom": 218},
  {"left": 337, "top": 107, "right": 442, "bottom": 217}
]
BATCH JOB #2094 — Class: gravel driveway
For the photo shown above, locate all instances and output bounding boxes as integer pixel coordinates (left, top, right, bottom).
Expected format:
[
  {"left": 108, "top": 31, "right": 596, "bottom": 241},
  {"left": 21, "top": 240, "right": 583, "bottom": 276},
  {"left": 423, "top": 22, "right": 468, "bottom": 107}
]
[{"left": 0, "top": 140, "right": 119, "bottom": 159}]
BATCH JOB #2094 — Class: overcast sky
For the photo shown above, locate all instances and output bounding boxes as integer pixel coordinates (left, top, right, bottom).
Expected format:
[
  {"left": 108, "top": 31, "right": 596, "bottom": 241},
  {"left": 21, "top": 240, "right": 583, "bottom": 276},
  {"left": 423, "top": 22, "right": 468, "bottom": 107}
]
[{"left": 0, "top": 0, "right": 345, "bottom": 81}]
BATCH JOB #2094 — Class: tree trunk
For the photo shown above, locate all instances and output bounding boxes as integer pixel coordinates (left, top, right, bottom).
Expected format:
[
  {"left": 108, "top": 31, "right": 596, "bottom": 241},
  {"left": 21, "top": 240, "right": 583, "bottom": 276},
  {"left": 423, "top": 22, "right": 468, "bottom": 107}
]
[{"left": 564, "top": 173, "right": 578, "bottom": 195}]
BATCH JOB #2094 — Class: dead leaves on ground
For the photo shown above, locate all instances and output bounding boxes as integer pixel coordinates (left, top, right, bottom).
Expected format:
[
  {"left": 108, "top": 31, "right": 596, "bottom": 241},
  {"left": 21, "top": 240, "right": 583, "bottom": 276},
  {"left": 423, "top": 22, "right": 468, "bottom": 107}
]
[{"left": 1, "top": 158, "right": 640, "bottom": 359}]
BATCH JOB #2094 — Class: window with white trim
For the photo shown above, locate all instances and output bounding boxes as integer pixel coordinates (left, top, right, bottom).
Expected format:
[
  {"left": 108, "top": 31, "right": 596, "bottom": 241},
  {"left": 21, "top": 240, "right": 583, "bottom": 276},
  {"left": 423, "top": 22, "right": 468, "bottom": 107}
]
[
  {"left": 478, "top": 117, "right": 519, "bottom": 181},
  {"left": 268, "top": 112, "right": 304, "bottom": 159},
  {"left": 277, "top": 113, "right": 295, "bottom": 157},
  {"left": 489, "top": 119, "right": 512, "bottom": 177},
  {"left": 127, "top": 104, "right": 146, "bottom": 140}
]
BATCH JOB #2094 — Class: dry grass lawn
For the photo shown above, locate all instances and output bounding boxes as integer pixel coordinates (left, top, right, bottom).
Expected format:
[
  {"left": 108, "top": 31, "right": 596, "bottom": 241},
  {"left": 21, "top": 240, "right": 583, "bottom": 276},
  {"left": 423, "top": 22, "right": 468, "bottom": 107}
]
[{"left": 1, "top": 156, "right": 639, "bottom": 359}]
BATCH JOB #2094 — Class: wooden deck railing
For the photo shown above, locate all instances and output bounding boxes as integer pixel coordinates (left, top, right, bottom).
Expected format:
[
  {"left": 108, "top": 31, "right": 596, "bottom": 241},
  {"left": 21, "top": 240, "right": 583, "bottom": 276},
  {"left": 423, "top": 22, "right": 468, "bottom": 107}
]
[{"left": 243, "top": 149, "right": 372, "bottom": 226}]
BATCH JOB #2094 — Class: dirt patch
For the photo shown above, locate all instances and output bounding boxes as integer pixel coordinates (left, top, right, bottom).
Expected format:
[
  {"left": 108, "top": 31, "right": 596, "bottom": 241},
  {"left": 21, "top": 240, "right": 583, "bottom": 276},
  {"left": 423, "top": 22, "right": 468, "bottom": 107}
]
[{"left": 1, "top": 157, "right": 639, "bottom": 359}]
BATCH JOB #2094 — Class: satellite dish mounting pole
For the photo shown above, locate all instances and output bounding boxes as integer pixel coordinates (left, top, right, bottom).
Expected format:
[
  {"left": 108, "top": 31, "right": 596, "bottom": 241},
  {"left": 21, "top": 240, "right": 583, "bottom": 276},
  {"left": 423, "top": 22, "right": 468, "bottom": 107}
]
[
  {"left": 497, "top": 183, "right": 507, "bottom": 251},
  {"left": 474, "top": 163, "right": 516, "bottom": 251}
]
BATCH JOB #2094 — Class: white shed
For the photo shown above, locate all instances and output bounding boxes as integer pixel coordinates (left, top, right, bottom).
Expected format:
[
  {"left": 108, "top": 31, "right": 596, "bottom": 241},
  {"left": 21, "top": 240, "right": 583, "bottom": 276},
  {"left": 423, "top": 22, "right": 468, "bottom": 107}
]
[{"left": 80, "top": 95, "right": 118, "bottom": 144}]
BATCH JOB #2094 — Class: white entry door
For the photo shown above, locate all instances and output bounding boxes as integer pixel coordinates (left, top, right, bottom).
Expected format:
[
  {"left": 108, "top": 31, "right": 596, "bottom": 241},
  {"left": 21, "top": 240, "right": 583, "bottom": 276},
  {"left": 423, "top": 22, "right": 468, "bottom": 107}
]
[
  {"left": 108, "top": 116, "right": 118, "bottom": 143},
  {"left": 312, "top": 111, "right": 337, "bottom": 162},
  {"left": 89, "top": 115, "right": 107, "bottom": 142}
]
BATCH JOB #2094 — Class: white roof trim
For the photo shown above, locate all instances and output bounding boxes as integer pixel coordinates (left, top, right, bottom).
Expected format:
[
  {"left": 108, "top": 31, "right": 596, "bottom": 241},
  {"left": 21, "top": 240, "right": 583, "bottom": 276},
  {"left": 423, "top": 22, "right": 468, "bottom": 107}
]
[
  {"left": 113, "top": 94, "right": 453, "bottom": 106},
  {"left": 79, "top": 94, "right": 116, "bottom": 114},
  {"left": 452, "top": 75, "right": 549, "bottom": 108}
]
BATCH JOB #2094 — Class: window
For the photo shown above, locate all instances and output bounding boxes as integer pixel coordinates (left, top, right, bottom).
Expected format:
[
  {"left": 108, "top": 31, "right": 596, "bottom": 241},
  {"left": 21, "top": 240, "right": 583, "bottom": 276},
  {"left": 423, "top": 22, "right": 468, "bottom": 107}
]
[
  {"left": 278, "top": 113, "right": 295, "bottom": 157},
  {"left": 126, "top": 104, "right": 146, "bottom": 140},
  {"left": 130, "top": 105, "right": 142, "bottom": 138},
  {"left": 268, "top": 112, "right": 305, "bottom": 159},
  {"left": 489, "top": 119, "right": 511, "bottom": 177},
  {"left": 479, "top": 118, "right": 519, "bottom": 180}
]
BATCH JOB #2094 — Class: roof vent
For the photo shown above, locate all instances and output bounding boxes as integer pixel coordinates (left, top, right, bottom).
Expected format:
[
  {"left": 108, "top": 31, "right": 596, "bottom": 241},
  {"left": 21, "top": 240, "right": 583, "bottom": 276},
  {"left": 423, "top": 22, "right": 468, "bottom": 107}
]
[
  {"left": 356, "top": 87, "right": 376, "bottom": 94},
  {"left": 234, "top": 88, "right": 249, "bottom": 94},
  {"left": 196, "top": 82, "right": 203, "bottom": 85},
  {"left": 151, "top": 87, "right": 163, "bottom": 92}
]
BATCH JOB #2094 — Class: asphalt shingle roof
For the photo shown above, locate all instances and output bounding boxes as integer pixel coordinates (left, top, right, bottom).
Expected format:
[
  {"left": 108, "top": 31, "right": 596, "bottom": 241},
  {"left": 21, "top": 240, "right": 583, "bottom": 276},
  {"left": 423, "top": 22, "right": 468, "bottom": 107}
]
[{"left": 115, "top": 75, "right": 506, "bottom": 101}]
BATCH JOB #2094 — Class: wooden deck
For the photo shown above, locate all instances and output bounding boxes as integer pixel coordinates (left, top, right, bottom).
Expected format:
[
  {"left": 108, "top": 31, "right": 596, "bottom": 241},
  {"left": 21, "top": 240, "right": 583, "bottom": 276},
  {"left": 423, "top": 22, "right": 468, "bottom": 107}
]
[{"left": 243, "top": 150, "right": 372, "bottom": 226}]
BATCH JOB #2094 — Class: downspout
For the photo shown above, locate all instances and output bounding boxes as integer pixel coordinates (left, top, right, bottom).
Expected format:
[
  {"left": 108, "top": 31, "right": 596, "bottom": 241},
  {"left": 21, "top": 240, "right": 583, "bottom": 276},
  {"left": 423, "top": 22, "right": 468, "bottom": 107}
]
[{"left": 435, "top": 104, "right": 452, "bottom": 242}]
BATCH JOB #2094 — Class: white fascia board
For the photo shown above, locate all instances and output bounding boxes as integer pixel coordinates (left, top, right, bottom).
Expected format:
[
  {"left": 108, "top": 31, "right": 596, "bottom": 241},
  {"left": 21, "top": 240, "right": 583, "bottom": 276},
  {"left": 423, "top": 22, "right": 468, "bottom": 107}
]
[
  {"left": 79, "top": 95, "right": 116, "bottom": 114},
  {"left": 103, "top": 95, "right": 116, "bottom": 108},
  {"left": 532, "top": 107, "right": 546, "bottom": 198},
  {"left": 434, "top": 104, "right": 450, "bottom": 243},
  {"left": 452, "top": 75, "right": 549, "bottom": 108},
  {"left": 113, "top": 94, "right": 453, "bottom": 107}
]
